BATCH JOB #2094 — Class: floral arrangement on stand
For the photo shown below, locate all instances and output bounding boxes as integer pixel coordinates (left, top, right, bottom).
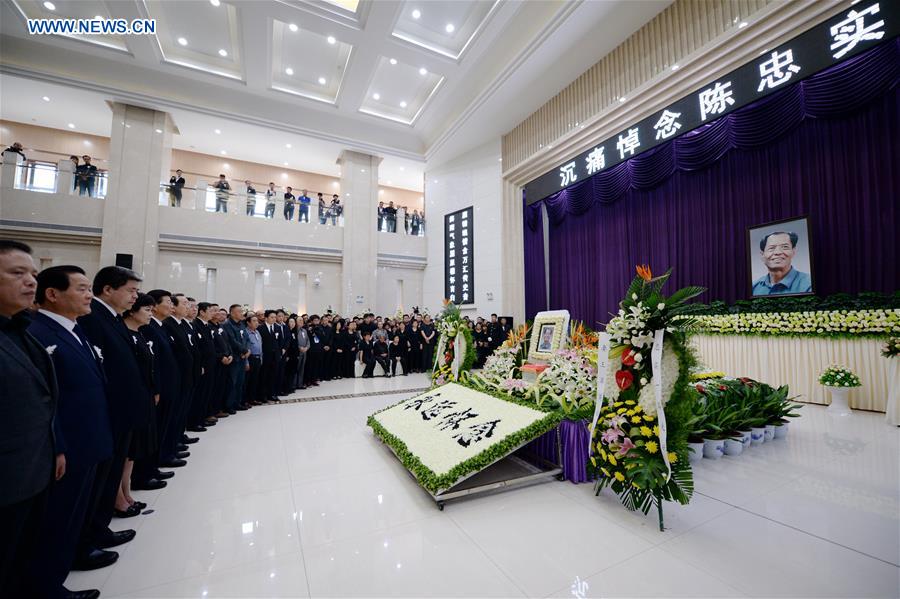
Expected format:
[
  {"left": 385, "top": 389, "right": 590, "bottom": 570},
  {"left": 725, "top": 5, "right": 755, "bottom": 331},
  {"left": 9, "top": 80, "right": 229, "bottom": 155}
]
[
  {"left": 882, "top": 338, "right": 900, "bottom": 358},
  {"left": 690, "top": 309, "right": 899, "bottom": 338},
  {"left": 588, "top": 265, "right": 705, "bottom": 531},
  {"left": 431, "top": 300, "right": 477, "bottom": 386},
  {"left": 818, "top": 365, "right": 862, "bottom": 387}
]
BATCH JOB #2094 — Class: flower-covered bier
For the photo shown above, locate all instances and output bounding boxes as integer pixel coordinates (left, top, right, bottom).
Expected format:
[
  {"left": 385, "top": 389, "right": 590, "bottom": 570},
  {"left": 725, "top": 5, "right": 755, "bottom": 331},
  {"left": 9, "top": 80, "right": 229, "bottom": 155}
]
[{"left": 818, "top": 365, "right": 862, "bottom": 387}]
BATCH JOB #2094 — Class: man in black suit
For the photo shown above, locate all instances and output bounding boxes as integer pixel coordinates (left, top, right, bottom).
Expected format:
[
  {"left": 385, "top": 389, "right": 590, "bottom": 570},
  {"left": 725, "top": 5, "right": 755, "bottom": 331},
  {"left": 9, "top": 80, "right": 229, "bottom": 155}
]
[
  {"left": 274, "top": 309, "right": 290, "bottom": 397},
  {"left": 258, "top": 310, "right": 280, "bottom": 403},
  {"left": 192, "top": 302, "right": 218, "bottom": 429},
  {"left": 0, "top": 241, "right": 58, "bottom": 596},
  {"left": 142, "top": 290, "right": 183, "bottom": 481},
  {"left": 73, "top": 266, "right": 144, "bottom": 571},
  {"left": 168, "top": 169, "right": 185, "bottom": 207},
  {"left": 180, "top": 297, "right": 207, "bottom": 433},
  {"left": 359, "top": 331, "right": 376, "bottom": 378},
  {"left": 27, "top": 265, "right": 112, "bottom": 599},
  {"left": 209, "top": 306, "right": 233, "bottom": 418},
  {"left": 163, "top": 294, "right": 196, "bottom": 461}
]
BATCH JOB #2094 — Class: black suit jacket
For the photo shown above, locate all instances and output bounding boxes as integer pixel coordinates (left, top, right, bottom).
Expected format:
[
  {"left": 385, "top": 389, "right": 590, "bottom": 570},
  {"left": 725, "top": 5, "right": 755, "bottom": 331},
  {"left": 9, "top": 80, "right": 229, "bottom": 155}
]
[
  {"left": 28, "top": 312, "right": 113, "bottom": 467},
  {"left": 142, "top": 320, "right": 181, "bottom": 408},
  {"left": 0, "top": 314, "right": 57, "bottom": 506},
  {"left": 193, "top": 319, "right": 216, "bottom": 371},
  {"left": 258, "top": 323, "right": 279, "bottom": 359},
  {"left": 78, "top": 298, "right": 149, "bottom": 433},
  {"left": 180, "top": 319, "right": 203, "bottom": 379},
  {"left": 164, "top": 317, "right": 195, "bottom": 393}
]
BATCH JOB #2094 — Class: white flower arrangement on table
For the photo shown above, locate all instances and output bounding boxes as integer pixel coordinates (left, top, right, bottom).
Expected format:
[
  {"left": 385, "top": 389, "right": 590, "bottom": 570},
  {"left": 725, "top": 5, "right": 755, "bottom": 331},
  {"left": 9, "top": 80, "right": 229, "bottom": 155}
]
[
  {"left": 692, "top": 309, "right": 900, "bottom": 338},
  {"left": 818, "top": 365, "right": 861, "bottom": 387},
  {"left": 534, "top": 347, "right": 597, "bottom": 413}
]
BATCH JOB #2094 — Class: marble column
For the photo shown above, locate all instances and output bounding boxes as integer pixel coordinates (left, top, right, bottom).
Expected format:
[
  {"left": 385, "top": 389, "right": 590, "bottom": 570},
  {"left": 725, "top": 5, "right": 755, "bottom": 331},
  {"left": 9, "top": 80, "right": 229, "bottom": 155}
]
[
  {"left": 100, "top": 103, "right": 175, "bottom": 284},
  {"left": 501, "top": 178, "right": 526, "bottom": 324},
  {"left": 337, "top": 150, "right": 381, "bottom": 314}
]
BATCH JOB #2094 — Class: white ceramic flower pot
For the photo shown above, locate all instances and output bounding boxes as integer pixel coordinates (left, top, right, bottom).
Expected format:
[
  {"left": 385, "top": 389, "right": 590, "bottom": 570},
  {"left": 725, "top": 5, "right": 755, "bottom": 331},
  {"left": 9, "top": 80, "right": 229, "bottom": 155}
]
[
  {"left": 688, "top": 441, "right": 704, "bottom": 464},
  {"left": 773, "top": 422, "right": 789, "bottom": 439},
  {"left": 738, "top": 430, "right": 752, "bottom": 448},
  {"left": 827, "top": 386, "right": 852, "bottom": 416},
  {"left": 702, "top": 438, "right": 724, "bottom": 459},
  {"left": 764, "top": 424, "right": 776, "bottom": 442},
  {"left": 750, "top": 427, "right": 766, "bottom": 446},
  {"left": 723, "top": 438, "right": 744, "bottom": 456}
]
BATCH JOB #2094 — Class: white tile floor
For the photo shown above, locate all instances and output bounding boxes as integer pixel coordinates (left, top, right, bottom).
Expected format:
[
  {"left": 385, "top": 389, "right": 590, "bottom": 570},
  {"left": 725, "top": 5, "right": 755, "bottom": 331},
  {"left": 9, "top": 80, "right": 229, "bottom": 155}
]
[{"left": 66, "top": 376, "right": 900, "bottom": 598}]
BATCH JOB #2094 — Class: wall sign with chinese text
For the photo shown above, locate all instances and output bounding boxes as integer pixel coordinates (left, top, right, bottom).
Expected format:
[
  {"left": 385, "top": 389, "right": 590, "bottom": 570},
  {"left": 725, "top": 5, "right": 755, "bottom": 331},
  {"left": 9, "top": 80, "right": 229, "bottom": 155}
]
[
  {"left": 524, "top": 1, "right": 899, "bottom": 204},
  {"left": 444, "top": 206, "right": 475, "bottom": 304}
]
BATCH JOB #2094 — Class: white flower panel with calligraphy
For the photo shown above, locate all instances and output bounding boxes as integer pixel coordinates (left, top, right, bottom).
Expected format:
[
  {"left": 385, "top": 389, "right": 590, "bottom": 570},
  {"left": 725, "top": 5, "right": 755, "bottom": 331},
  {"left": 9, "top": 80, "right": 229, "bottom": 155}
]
[{"left": 373, "top": 383, "right": 548, "bottom": 476}]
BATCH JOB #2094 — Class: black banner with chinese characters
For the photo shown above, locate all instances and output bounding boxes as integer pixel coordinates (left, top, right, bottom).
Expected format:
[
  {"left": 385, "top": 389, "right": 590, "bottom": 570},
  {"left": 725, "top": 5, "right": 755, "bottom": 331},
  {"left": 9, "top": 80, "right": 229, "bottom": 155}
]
[
  {"left": 444, "top": 206, "right": 475, "bottom": 305},
  {"left": 524, "top": 1, "right": 900, "bottom": 204}
]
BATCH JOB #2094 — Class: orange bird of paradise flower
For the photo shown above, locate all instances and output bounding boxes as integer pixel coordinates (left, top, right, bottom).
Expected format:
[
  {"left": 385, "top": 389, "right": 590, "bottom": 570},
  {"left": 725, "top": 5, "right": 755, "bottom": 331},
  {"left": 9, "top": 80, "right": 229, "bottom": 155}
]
[{"left": 636, "top": 264, "right": 652, "bottom": 281}]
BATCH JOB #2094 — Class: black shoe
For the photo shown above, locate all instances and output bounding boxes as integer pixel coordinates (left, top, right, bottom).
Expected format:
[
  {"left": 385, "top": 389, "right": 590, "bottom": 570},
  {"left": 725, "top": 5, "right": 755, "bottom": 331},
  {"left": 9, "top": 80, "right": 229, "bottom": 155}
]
[
  {"left": 131, "top": 501, "right": 147, "bottom": 510},
  {"left": 62, "top": 586, "right": 101, "bottom": 599},
  {"left": 132, "top": 478, "right": 167, "bottom": 490},
  {"left": 97, "top": 529, "right": 136, "bottom": 549},
  {"left": 176, "top": 451, "right": 190, "bottom": 459},
  {"left": 161, "top": 458, "right": 187, "bottom": 468},
  {"left": 236, "top": 405, "right": 249, "bottom": 411},
  {"left": 113, "top": 504, "right": 142, "bottom": 518},
  {"left": 227, "top": 409, "right": 237, "bottom": 415},
  {"left": 183, "top": 435, "right": 199, "bottom": 444},
  {"left": 71, "top": 548, "right": 118, "bottom": 571},
  {"left": 177, "top": 444, "right": 189, "bottom": 451},
  {"left": 154, "top": 470, "right": 175, "bottom": 480},
  {"left": 204, "top": 419, "right": 217, "bottom": 426},
  {"left": 187, "top": 426, "right": 207, "bottom": 432}
]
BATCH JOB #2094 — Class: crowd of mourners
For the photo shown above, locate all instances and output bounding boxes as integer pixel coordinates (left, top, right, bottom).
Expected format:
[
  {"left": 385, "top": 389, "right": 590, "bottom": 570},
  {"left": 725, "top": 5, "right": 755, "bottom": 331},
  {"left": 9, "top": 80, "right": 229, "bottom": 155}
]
[{"left": 0, "top": 238, "right": 512, "bottom": 598}]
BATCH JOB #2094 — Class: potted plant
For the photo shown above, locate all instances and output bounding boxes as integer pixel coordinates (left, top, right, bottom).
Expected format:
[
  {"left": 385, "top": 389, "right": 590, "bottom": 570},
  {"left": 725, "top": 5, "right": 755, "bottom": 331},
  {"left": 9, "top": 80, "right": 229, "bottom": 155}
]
[
  {"left": 734, "top": 379, "right": 765, "bottom": 448},
  {"left": 818, "top": 365, "right": 861, "bottom": 416},
  {"left": 687, "top": 389, "right": 707, "bottom": 463},
  {"left": 762, "top": 384, "right": 802, "bottom": 439},
  {"left": 701, "top": 391, "right": 740, "bottom": 459}
]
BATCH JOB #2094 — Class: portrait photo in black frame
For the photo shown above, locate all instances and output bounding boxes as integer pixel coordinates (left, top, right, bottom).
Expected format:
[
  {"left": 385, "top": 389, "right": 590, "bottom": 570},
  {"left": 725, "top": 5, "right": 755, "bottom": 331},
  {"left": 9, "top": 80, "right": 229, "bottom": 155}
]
[{"left": 747, "top": 215, "right": 815, "bottom": 298}]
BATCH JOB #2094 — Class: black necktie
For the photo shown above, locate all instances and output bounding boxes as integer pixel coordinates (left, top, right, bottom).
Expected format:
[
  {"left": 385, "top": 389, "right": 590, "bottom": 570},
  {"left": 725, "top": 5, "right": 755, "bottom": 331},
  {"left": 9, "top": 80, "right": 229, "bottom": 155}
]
[{"left": 73, "top": 322, "right": 97, "bottom": 362}]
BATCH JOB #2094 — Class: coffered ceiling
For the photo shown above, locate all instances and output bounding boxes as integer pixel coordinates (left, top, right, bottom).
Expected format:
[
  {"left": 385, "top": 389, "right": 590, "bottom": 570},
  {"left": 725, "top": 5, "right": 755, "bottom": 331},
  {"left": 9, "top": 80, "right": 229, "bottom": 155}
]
[{"left": 0, "top": 0, "right": 670, "bottom": 180}]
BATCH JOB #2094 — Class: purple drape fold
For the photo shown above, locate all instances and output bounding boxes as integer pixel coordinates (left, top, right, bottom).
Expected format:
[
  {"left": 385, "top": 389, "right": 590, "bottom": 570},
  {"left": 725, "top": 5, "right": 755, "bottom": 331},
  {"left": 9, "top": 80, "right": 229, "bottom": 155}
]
[
  {"left": 523, "top": 420, "right": 592, "bottom": 483},
  {"left": 523, "top": 40, "right": 900, "bottom": 324},
  {"left": 523, "top": 198, "right": 547, "bottom": 318}
]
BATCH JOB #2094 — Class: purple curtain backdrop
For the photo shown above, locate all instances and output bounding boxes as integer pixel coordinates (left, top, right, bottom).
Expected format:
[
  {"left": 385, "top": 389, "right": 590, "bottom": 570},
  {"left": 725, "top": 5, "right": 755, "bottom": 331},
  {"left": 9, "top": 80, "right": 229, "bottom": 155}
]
[{"left": 524, "top": 40, "right": 900, "bottom": 325}]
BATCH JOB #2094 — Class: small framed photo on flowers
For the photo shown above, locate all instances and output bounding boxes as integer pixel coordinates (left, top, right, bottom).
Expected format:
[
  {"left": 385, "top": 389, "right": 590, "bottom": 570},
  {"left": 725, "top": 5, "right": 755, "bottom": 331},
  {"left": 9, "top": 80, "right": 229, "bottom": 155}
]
[
  {"left": 747, "top": 216, "right": 815, "bottom": 297},
  {"left": 528, "top": 310, "right": 570, "bottom": 362}
]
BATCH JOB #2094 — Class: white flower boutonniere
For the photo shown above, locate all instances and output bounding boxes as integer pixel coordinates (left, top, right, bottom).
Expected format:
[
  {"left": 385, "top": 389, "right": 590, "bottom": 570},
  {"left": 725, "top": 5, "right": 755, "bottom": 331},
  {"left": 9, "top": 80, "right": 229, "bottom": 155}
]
[
  {"left": 218, "top": 327, "right": 224, "bottom": 334},
  {"left": 93, "top": 345, "right": 104, "bottom": 361},
  {"left": 46, "top": 345, "right": 57, "bottom": 355},
  {"left": 147, "top": 340, "right": 155, "bottom": 355}
]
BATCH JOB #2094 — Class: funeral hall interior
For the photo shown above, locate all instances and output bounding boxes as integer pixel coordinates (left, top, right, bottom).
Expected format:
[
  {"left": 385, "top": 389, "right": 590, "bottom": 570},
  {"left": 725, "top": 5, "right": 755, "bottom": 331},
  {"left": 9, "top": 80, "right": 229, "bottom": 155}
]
[{"left": 0, "top": 0, "right": 898, "bottom": 598}]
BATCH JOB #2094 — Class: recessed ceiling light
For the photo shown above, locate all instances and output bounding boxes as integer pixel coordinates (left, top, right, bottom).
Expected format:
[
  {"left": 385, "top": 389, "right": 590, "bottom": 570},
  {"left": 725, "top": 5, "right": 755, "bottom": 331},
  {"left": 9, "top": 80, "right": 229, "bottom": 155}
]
[
  {"left": 220, "top": 150, "right": 227, "bottom": 155},
  {"left": 210, "top": 0, "right": 220, "bottom": 6},
  {"left": 218, "top": 49, "right": 228, "bottom": 57},
  {"left": 361, "top": 169, "right": 366, "bottom": 173},
  {"left": 418, "top": 67, "right": 427, "bottom": 75},
  {"left": 223, "top": 163, "right": 230, "bottom": 168},
  {"left": 400, "top": 101, "right": 407, "bottom": 108},
  {"left": 283, "top": 162, "right": 288, "bottom": 166},
  {"left": 411, "top": 9, "right": 421, "bottom": 19},
  {"left": 389, "top": 58, "right": 397, "bottom": 65},
  {"left": 285, "top": 67, "right": 294, "bottom": 76},
  {"left": 738, "top": 21, "right": 748, "bottom": 28},
  {"left": 671, "top": 64, "right": 680, "bottom": 71},
  {"left": 43, "top": 1, "right": 55, "bottom": 10},
  {"left": 619, "top": 96, "right": 626, "bottom": 102},
  {"left": 445, "top": 23, "right": 455, "bottom": 33},
  {"left": 372, "top": 93, "right": 380, "bottom": 100},
  {"left": 155, "top": 128, "right": 163, "bottom": 133},
  {"left": 399, "top": 166, "right": 405, "bottom": 171},
  {"left": 67, "top": 123, "right": 75, "bottom": 128},
  {"left": 42, "top": 96, "right": 50, "bottom": 102},
  {"left": 327, "top": 36, "right": 336, "bottom": 45},
  {"left": 285, "top": 143, "right": 292, "bottom": 148},
  {"left": 318, "top": 76, "right": 326, "bottom": 85},
  {"left": 214, "top": 128, "right": 221, "bottom": 134},
  {"left": 288, "top": 23, "right": 298, "bottom": 32},
  {"left": 387, "top": 180, "right": 393, "bottom": 185},
  {"left": 379, "top": 189, "right": 384, "bottom": 195},
  {"left": 177, "top": 37, "right": 188, "bottom": 46}
]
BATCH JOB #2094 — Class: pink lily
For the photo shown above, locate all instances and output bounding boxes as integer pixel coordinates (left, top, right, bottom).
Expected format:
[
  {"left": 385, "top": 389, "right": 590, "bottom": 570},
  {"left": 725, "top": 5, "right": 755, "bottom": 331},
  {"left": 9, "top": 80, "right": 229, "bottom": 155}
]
[{"left": 617, "top": 437, "right": 636, "bottom": 457}]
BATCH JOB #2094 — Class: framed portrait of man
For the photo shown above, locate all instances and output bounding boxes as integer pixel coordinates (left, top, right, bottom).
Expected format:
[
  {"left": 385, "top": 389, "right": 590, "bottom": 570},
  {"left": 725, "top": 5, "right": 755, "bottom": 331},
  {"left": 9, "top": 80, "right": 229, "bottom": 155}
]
[
  {"left": 537, "top": 324, "right": 556, "bottom": 352},
  {"left": 747, "top": 216, "right": 814, "bottom": 297},
  {"left": 527, "top": 310, "right": 570, "bottom": 362}
]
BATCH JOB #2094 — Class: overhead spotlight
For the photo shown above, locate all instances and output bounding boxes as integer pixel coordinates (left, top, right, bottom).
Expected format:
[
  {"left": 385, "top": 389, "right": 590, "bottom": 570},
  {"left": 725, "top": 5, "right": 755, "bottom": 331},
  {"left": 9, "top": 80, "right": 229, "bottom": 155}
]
[
  {"left": 445, "top": 23, "right": 455, "bottom": 33},
  {"left": 418, "top": 67, "right": 427, "bottom": 75},
  {"left": 285, "top": 143, "right": 292, "bottom": 148},
  {"left": 42, "top": 96, "right": 50, "bottom": 102},
  {"left": 379, "top": 189, "right": 384, "bottom": 195},
  {"left": 177, "top": 37, "right": 188, "bottom": 46},
  {"left": 43, "top": 1, "right": 55, "bottom": 10},
  {"left": 214, "top": 128, "right": 221, "bottom": 134},
  {"left": 218, "top": 48, "right": 228, "bottom": 57},
  {"left": 399, "top": 166, "right": 405, "bottom": 171},
  {"left": 285, "top": 67, "right": 294, "bottom": 75},
  {"left": 155, "top": 128, "right": 163, "bottom": 133},
  {"left": 318, "top": 76, "right": 326, "bottom": 85},
  {"left": 223, "top": 163, "right": 230, "bottom": 168},
  {"left": 671, "top": 64, "right": 680, "bottom": 71},
  {"left": 67, "top": 123, "right": 75, "bottom": 129},
  {"left": 372, "top": 93, "right": 380, "bottom": 100},
  {"left": 210, "top": 0, "right": 220, "bottom": 6},
  {"left": 361, "top": 169, "right": 366, "bottom": 173},
  {"left": 400, "top": 101, "right": 407, "bottom": 108},
  {"left": 387, "top": 180, "right": 393, "bottom": 185},
  {"left": 411, "top": 9, "right": 421, "bottom": 19},
  {"left": 283, "top": 162, "right": 288, "bottom": 166},
  {"left": 220, "top": 150, "right": 227, "bottom": 155},
  {"left": 389, "top": 58, "right": 397, "bottom": 65},
  {"left": 327, "top": 36, "right": 336, "bottom": 45},
  {"left": 288, "top": 23, "right": 298, "bottom": 32}
]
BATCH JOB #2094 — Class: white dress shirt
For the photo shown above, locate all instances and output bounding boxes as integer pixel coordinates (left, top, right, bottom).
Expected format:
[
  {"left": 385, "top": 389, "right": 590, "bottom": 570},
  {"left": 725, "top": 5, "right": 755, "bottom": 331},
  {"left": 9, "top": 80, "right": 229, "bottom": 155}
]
[
  {"left": 39, "top": 309, "right": 82, "bottom": 345},
  {"left": 95, "top": 297, "right": 119, "bottom": 318}
]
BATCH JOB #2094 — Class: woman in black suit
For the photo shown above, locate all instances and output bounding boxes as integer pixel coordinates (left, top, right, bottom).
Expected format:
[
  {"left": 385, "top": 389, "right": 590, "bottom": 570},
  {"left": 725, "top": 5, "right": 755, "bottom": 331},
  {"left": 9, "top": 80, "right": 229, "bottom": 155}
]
[
  {"left": 117, "top": 293, "right": 158, "bottom": 517},
  {"left": 332, "top": 320, "right": 346, "bottom": 380},
  {"left": 284, "top": 317, "right": 300, "bottom": 393},
  {"left": 344, "top": 321, "right": 360, "bottom": 378},
  {"left": 407, "top": 320, "right": 422, "bottom": 373}
]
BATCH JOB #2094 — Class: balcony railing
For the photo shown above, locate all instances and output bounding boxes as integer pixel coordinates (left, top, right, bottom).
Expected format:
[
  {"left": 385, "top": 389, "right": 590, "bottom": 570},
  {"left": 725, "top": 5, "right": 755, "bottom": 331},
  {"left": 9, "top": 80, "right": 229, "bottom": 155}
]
[{"left": 0, "top": 158, "right": 108, "bottom": 198}]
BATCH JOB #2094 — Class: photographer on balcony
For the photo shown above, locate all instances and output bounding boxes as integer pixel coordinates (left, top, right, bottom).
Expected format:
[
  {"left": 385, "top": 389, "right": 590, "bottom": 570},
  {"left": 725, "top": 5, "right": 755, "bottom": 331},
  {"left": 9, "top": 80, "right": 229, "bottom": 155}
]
[
  {"left": 212, "top": 174, "right": 231, "bottom": 213},
  {"left": 283, "top": 187, "right": 296, "bottom": 221}
]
